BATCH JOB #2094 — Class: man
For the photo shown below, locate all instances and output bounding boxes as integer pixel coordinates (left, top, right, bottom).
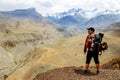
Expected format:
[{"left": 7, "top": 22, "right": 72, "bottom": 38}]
[{"left": 84, "top": 27, "right": 100, "bottom": 74}]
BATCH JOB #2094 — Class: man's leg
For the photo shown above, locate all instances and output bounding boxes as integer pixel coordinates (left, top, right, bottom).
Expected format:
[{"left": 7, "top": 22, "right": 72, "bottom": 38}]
[
  {"left": 96, "top": 64, "right": 100, "bottom": 72},
  {"left": 85, "top": 64, "right": 89, "bottom": 70},
  {"left": 93, "top": 52, "right": 100, "bottom": 74},
  {"left": 85, "top": 51, "right": 92, "bottom": 72}
]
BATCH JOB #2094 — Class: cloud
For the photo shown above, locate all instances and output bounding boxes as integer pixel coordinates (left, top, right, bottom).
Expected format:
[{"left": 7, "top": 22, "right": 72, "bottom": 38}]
[
  {"left": 0, "top": 0, "right": 120, "bottom": 16},
  {"left": 0, "top": 0, "right": 35, "bottom": 10}
]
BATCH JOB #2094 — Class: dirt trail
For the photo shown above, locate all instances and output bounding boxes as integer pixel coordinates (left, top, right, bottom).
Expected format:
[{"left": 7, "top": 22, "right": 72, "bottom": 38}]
[
  {"left": 34, "top": 66, "right": 120, "bottom": 80},
  {"left": 34, "top": 67, "right": 120, "bottom": 80}
]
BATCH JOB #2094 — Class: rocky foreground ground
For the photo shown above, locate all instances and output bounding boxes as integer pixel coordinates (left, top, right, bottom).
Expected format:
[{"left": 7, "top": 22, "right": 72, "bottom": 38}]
[{"left": 34, "top": 66, "right": 120, "bottom": 80}]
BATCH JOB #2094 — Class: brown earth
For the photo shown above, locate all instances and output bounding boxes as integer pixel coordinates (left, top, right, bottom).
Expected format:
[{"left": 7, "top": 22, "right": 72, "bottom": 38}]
[
  {"left": 34, "top": 66, "right": 120, "bottom": 80},
  {"left": 0, "top": 13, "right": 120, "bottom": 80},
  {"left": 101, "top": 58, "right": 120, "bottom": 70},
  {"left": 6, "top": 32, "right": 120, "bottom": 80}
]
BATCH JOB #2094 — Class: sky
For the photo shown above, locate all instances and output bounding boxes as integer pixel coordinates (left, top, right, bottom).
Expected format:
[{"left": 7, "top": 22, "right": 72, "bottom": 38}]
[{"left": 0, "top": 0, "right": 120, "bottom": 16}]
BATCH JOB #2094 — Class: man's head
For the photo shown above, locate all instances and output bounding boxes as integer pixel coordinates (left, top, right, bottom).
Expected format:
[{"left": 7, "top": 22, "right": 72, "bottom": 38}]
[{"left": 87, "top": 27, "right": 95, "bottom": 34}]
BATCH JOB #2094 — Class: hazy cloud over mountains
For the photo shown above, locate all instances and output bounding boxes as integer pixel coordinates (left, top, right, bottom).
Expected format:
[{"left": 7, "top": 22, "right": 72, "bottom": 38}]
[{"left": 0, "top": 0, "right": 120, "bottom": 16}]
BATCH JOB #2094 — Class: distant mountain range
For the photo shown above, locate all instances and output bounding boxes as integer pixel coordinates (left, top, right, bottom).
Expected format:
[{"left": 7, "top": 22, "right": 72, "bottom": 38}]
[
  {"left": 46, "top": 8, "right": 120, "bottom": 28},
  {"left": 0, "top": 7, "right": 120, "bottom": 31},
  {"left": 0, "top": 8, "right": 81, "bottom": 37},
  {"left": 0, "top": 8, "right": 43, "bottom": 19},
  {"left": 47, "top": 8, "right": 120, "bottom": 19},
  {"left": 108, "top": 22, "right": 120, "bottom": 32}
]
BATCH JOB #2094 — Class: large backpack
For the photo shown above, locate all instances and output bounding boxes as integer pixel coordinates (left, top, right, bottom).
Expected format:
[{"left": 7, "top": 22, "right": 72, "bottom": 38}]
[{"left": 94, "top": 33, "right": 108, "bottom": 54}]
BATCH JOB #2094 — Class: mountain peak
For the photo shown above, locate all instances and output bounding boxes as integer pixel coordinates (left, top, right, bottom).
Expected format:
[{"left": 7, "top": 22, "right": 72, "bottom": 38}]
[
  {"left": 0, "top": 7, "right": 43, "bottom": 19},
  {"left": 68, "top": 8, "right": 79, "bottom": 12},
  {"left": 27, "top": 7, "right": 36, "bottom": 11},
  {"left": 14, "top": 7, "right": 36, "bottom": 12},
  {"left": 68, "top": 8, "right": 83, "bottom": 13},
  {"left": 92, "top": 8, "right": 98, "bottom": 12}
]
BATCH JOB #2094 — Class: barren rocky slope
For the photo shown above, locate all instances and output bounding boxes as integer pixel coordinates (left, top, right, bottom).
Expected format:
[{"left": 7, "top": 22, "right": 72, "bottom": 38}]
[
  {"left": 0, "top": 15, "right": 64, "bottom": 80},
  {"left": 5, "top": 31, "right": 120, "bottom": 80},
  {"left": 0, "top": 13, "right": 120, "bottom": 80}
]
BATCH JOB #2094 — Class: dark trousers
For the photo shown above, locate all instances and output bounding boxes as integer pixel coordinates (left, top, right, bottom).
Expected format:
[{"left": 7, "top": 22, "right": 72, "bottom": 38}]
[{"left": 86, "top": 50, "right": 100, "bottom": 64}]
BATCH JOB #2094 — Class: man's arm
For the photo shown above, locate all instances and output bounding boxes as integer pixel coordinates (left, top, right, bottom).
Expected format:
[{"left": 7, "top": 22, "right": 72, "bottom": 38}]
[{"left": 84, "top": 35, "right": 89, "bottom": 54}]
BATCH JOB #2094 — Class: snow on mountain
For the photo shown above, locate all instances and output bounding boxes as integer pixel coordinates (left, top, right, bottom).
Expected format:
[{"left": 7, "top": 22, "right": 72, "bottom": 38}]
[
  {"left": 83, "top": 14, "right": 120, "bottom": 28},
  {"left": 48, "top": 8, "right": 91, "bottom": 19},
  {"left": 47, "top": 8, "right": 120, "bottom": 19},
  {"left": 46, "top": 8, "right": 120, "bottom": 28},
  {"left": 115, "top": 9, "right": 120, "bottom": 14},
  {"left": 1, "top": 7, "right": 120, "bottom": 28}
]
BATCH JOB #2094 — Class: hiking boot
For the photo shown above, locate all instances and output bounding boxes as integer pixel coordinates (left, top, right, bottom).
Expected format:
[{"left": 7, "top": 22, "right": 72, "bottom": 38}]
[
  {"left": 84, "top": 70, "right": 88, "bottom": 73},
  {"left": 96, "top": 71, "right": 100, "bottom": 75}
]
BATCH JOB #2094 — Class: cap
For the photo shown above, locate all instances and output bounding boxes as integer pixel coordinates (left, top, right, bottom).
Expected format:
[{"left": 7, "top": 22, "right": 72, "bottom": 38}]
[{"left": 87, "top": 27, "right": 95, "bottom": 32}]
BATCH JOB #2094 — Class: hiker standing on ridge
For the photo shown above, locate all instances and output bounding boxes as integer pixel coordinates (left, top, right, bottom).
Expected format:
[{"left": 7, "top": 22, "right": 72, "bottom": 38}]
[{"left": 84, "top": 27, "right": 100, "bottom": 74}]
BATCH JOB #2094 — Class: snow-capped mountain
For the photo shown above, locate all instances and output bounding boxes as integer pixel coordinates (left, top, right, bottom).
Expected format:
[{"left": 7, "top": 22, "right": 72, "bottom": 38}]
[
  {"left": 48, "top": 8, "right": 93, "bottom": 19},
  {"left": 47, "top": 8, "right": 120, "bottom": 19},
  {"left": 83, "top": 14, "right": 120, "bottom": 28},
  {"left": 1, "top": 7, "right": 120, "bottom": 29},
  {"left": 49, "top": 8, "right": 87, "bottom": 19},
  {"left": 0, "top": 8, "right": 43, "bottom": 19},
  {"left": 46, "top": 8, "right": 120, "bottom": 28}
]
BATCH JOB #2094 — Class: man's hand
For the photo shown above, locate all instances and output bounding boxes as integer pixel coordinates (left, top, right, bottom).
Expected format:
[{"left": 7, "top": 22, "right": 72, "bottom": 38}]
[
  {"left": 84, "top": 51, "right": 86, "bottom": 54},
  {"left": 84, "top": 48, "right": 87, "bottom": 54}
]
